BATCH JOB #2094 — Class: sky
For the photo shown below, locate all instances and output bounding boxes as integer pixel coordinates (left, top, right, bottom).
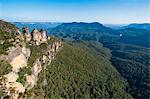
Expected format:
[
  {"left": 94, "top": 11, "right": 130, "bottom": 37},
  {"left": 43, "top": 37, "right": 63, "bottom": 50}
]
[{"left": 0, "top": 0, "right": 150, "bottom": 24}]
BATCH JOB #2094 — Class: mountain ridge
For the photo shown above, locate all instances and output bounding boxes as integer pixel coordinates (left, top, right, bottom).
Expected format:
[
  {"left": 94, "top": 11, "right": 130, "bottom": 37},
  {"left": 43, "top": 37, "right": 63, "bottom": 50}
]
[
  {"left": 0, "top": 20, "right": 133, "bottom": 98},
  {"left": 123, "top": 23, "right": 150, "bottom": 30}
]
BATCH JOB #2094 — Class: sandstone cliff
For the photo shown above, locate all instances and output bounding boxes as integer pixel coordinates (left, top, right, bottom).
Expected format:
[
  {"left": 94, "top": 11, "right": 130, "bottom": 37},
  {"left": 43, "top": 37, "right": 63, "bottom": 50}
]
[{"left": 0, "top": 20, "right": 62, "bottom": 99}]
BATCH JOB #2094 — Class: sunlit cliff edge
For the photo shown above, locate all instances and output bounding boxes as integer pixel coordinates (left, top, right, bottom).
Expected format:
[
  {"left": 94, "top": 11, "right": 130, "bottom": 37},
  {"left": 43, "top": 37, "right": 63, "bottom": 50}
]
[{"left": 0, "top": 20, "right": 62, "bottom": 98}]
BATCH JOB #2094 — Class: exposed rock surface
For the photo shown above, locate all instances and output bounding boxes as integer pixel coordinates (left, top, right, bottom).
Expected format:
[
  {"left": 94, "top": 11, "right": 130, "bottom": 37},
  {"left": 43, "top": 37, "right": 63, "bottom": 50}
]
[
  {"left": 1, "top": 72, "right": 25, "bottom": 99},
  {"left": 23, "top": 27, "right": 31, "bottom": 42},
  {"left": 11, "top": 54, "right": 27, "bottom": 72},
  {"left": 26, "top": 59, "right": 42, "bottom": 90},
  {"left": 0, "top": 26, "right": 62, "bottom": 99}
]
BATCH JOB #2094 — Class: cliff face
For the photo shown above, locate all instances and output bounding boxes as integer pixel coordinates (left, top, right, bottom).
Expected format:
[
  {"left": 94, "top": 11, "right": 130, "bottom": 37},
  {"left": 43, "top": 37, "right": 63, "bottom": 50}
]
[
  {"left": 0, "top": 20, "right": 133, "bottom": 99},
  {"left": 0, "top": 20, "right": 62, "bottom": 98}
]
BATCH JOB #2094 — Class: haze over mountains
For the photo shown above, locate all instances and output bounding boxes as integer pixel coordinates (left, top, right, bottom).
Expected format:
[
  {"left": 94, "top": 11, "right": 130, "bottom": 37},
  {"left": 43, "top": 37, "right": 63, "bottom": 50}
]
[
  {"left": 13, "top": 22, "right": 61, "bottom": 31},
  {"left": 13, "top": 22, "right": 150, "bottom": 30},
  {"left": 123, "top": 23, "right": 150, "bottom": 30},
  {"left": 47, "top": 22, "right": 150, "bottom": 98},
  {"left": 0, "top": 20, "right": 132, "bottom": 98},
  {"left": 0, "top": 20, "right": 149, "bottom": 98},
  {"left": 1, "top": 0, "right": 149, "bottom": 98},
  {"left": 105, "top": 23, "right": 150, "bottom": 30},
  {"left": 47, "top": 22, "right": 149, "bottom": 47}
]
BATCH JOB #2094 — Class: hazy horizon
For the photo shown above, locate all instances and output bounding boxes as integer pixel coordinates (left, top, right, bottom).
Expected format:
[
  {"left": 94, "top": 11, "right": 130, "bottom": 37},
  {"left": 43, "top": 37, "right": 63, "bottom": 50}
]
[
  {"left": 10, "top": 21, "right": 150, "bottom": 25},
  {"left": 0, "top": 0, "right": 150, "bottom": 24}
]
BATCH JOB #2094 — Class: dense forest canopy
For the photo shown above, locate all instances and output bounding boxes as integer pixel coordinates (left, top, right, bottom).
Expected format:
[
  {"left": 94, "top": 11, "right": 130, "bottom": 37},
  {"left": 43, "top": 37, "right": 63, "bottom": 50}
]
[
  {"left": 47, "top": 22, "right": 150, "bottom": 99},
  {"left": 0, "top": 21, "right": 149, "bottom": 99},
  {"left": 29, "top": 41, "right": 132, "bottom": 98}
]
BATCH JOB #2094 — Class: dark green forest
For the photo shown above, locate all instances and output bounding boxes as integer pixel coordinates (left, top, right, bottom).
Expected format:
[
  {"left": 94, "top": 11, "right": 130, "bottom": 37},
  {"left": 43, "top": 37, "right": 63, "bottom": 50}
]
[
  {"left": 104, "top": 42, "right": 150, "bottom": 98},
  {"left": 0, "top": 21, "right": 149, "bottom": 99},
  {"left": 28, "top": 41, "right": 132, "bottom": 98},
  {"left": 48, "top": 22, "right": 150, "bottom": 99}
]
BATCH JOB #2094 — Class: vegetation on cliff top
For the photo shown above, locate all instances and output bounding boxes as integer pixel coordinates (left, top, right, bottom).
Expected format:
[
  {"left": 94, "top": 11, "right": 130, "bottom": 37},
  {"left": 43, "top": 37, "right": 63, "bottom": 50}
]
[
  {"left": 1, "top": 20, "right": 148, "bottom": 99},
  {"left": 28, "top": 41, "right": 132, "bottom": 98},
  {"left": 0, "top": 20, "right": 17, "bottom": 54}
]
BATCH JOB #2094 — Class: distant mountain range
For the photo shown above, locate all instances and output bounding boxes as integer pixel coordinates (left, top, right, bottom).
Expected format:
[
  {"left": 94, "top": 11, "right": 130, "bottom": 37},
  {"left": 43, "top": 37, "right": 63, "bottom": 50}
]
[
  {"left": 0, "top": 20, "right": 133, "bottom": 98},
  {"left": 12, "top": 22, "right": 61, "bottom": 31},
  {"left": 13, "top": 22, "right": 150, "bottom": 31},
  {"left": 106, "top": 23, "right": 150, "bottom": 30},
  {"left": 13, "top": 22, "right": 150, "bottom": 48},
  {"left": 48, "top": 22, "right": 150, "bottom": 98},
  {"left": 1, "top": 21, "right": 149, "bottom": 98},
  {"left": 104, "top": 24, "right": 127, "bottom": 30},
  {"left": 49, "top": 22, "right": 150, "bottom": 48},
  {"left": 123, "top": 23, "right": 150, "bottom": 30},
  {"left": 49, "top": 22, "right": 120, "bottom": 41}
]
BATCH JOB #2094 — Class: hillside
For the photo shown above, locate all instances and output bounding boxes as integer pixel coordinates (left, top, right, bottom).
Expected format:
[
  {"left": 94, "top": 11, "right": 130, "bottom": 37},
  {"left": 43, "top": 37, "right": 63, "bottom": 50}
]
[
  {"left": 47, "top": 22, "right": 150, "bottom": 98},
  {"left": 28, "top": 41, "right": 132, "bottom": 98},
  {"left": 123, "top": 23, "right": 150, "bottom": 30},
  {"left": 0, "top": 20, "right": 62, "bottom": 98},
  {"left": 104, "top": 42, "right": 150, "bottom": 98},
  {"left": 105, "top": 23, "right": 150, "bottom": 30},
  {"left": 117, "top": 28, "right": 150, "bottom": 47},
  {"left": 0, "top": 20, "right": 133, "bottom": 98},
  {"left": 1, "top": 20, "right": 149, "bottom": 98},
  {"left": 49, "top": 22, "right": 119, "bottom": 42},
  {"left": 50, "top": 22, "right": 149, "bottom": 48},
  {"left": 117, "top": 28, "right": 150, "bottom": 36},
  {"left": 0, "top": 20, "right": 18, "bottom": 54}
]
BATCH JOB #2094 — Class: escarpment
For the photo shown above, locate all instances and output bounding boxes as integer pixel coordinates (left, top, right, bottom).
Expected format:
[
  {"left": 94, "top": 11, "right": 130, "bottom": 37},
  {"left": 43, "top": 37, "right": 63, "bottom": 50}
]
[
  {"left": 0, "top": 20, "right": 62, "bottom": 99},
  {"left": 0, "top": 20, "right": 134, "bottom": 99}
]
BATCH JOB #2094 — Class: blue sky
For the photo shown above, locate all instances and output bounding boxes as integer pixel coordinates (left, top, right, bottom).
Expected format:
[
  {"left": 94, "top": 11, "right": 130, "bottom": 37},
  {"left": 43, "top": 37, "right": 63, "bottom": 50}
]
[{"left": 0, "top": 0, "right": 150, "bottom": 24}]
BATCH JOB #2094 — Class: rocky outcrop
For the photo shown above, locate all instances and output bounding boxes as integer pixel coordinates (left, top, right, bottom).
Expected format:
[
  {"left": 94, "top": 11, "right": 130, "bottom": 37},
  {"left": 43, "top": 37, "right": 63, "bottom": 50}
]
[
  {"left": 23, "top": 27, "right": 31, "bottom": 42},
  {"left": 26, "top": 41, "right": 62, "bottom": 90},
  {"left": 7, "top": 44, "right": 30, "bottom": 72},
  {"left": 32, "top": 28, "right": 42, "bottom": 45},
  {"left": 16, "top": 28, "right": 24, "bottom": 40},
  {"left": 16, "top": 27, "right": 48, "bottom": 45},
  {"left": 0, "top": 44, "right": 31, "bottom": 98},
  {"left": 26, "top": 59, "right": 42, "bottom": 90},
  {"left": 10, "top": 54, "right": 27, "bottom": 72},
  {"left": 40, "top": 29, "right": 47, "bottom": 43},
  {"left": 22, "top": 43, "right": 31, "bottom": 59},
  {"left": 3, "top": 72, "right": 25, "bottom": 98},
  {"left": 0, "top": 26, "right": 62, "bottom": 98}
]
